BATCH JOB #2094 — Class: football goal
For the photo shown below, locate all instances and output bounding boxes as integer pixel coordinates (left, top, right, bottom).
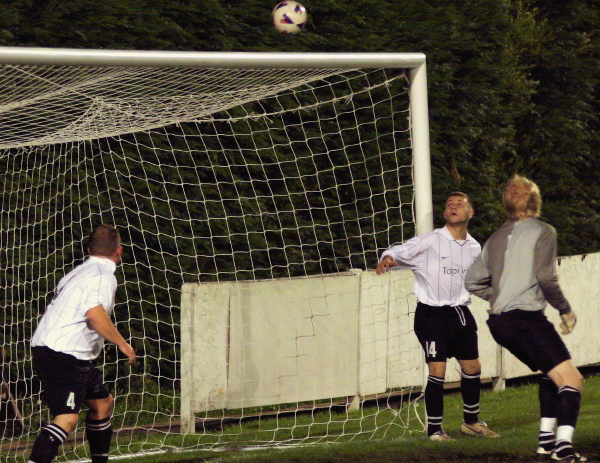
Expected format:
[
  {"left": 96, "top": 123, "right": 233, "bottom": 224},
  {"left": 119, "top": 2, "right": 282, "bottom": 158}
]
[{"left": 0, "top": 47, "right": 432, "bottom": 461}]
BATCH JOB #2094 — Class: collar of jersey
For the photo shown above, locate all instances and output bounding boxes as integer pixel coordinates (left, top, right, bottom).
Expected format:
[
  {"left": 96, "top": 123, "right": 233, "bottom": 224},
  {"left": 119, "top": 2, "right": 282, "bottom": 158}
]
[
  {"left": 440, "top": 225, "right": 473, "bottom": 242},
  {"left": 87, "top": 255, "right": 117, "bottom": 273}
]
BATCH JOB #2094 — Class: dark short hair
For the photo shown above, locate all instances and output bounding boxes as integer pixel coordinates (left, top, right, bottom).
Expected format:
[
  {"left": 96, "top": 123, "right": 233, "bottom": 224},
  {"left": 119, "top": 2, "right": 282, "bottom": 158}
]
[
  {"left": 445, "top": 191, "right": 473, "bottom": 208},
  {"left": 87, "top": 224, "right": 121, "bottom": 256}
]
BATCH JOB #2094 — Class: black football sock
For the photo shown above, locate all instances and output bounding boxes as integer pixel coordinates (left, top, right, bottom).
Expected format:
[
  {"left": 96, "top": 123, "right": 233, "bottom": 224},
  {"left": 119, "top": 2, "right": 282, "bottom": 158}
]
[
  {"left": 538, "top": 376, "right": 557, "bottom": 452},
  {"left": 28, "top": 422, "right": 68, "bottom": 463},
  {"left": 553, "top": 386, "right": 581, "bottom": 458},
  {"left": 460, "top": 370, "right": 481, "bottom": 425},
  {"left": 85, "top": 416, "right": 113, "bottom": 463},
  {"left": 425, "top": 375, "right": 445, "bottom": 436}
]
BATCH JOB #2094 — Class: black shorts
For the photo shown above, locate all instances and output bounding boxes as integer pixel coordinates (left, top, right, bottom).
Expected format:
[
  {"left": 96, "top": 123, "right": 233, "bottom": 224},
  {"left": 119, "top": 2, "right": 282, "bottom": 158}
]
[
  {"left": 414, "top": 302, "right": 479, "bottom": 362},
  {"left": 32, "top": 346, "right": 110, "bottom": 417},
  {"left": 486, "top": 309, "right": 571, "bottom": 375}
]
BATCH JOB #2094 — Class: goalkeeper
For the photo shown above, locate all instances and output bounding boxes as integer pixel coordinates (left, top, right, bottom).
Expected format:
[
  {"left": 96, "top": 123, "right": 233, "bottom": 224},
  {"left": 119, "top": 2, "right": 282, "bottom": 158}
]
[{"left": 465, "top": 175, "right": 584, "bottom": 463}]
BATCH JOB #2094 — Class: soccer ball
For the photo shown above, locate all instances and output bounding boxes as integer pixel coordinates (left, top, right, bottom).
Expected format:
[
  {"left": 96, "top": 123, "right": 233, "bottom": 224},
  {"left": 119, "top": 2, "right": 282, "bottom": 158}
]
[{"left": 272, "top": 1, "right": 307, "bottom": 35}]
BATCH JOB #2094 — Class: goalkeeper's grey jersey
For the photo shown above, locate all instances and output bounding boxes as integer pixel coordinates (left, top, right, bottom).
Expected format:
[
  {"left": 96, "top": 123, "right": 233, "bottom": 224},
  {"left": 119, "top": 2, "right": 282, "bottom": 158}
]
[{"left": 465, "top": 217, "right": 572, "bottom": 315}]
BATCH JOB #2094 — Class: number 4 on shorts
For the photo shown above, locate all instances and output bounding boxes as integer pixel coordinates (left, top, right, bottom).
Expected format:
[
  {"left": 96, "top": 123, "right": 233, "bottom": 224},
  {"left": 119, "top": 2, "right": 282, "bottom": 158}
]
[
  {"left": 426, "top": 341, "right": 437, "bottom": 358},
  {"left": 66, "top": 392, "right": 76, "bottom": 410}
]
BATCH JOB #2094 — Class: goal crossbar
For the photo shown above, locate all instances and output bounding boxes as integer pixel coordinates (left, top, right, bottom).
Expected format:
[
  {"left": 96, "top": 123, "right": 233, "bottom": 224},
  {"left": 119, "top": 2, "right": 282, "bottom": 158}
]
[
  {"left": 0, "top": 47, "right": 426, "bottom": 69},
  {"left": 0, "top": 46, "right": 433, "bottom": 234}
]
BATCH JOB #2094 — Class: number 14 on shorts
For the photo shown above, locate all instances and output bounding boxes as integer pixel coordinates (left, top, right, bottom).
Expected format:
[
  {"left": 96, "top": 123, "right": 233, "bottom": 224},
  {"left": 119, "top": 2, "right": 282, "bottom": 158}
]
[{"left": 426, "top": 341, "right": 437, "bottom": 358}]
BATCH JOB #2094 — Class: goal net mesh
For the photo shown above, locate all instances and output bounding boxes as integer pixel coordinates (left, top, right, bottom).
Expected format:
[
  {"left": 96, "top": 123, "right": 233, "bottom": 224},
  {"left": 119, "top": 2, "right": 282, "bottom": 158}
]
[{"left": 0, "top": 60, "right": 423, "bottom": 461}]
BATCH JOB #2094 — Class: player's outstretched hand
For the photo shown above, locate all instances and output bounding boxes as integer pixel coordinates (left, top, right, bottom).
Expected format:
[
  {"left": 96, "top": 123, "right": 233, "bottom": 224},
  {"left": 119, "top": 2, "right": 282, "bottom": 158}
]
[
  {"left": 559, "top": 311, "right": 577, "bottom": 335},
  {"left": 119, "top": 342, "right": 137, "bottom": 364},
  {"left": 375, "top": 256, "right": 397, "bottom": 275}
]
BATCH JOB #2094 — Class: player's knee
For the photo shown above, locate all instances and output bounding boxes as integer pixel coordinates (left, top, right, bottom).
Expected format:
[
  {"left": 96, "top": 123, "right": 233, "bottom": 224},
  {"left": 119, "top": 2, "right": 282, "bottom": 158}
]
[
  {"left": 96, "top": 395, "right": 114, "bottom": 418},
  {"left": 104, "top": 394, "right": 114, "bottom": 408},
  {"left": 548, "top": 361, "right": 583, "bottom": 391},
  {"left": 460, "top": 359, "right": 481, "bottom": 375},
  {"left": 53, "top": 414, "right": 79, "bottom": 433},
  {"left": 427, "top": 362, "right": 446, "bottom": 378},
  {"left": 87, "top": 395, "right": 114, "bottom": 420},
  {"left": 570, "top": 372, "right": 584, "bottom": 392}
]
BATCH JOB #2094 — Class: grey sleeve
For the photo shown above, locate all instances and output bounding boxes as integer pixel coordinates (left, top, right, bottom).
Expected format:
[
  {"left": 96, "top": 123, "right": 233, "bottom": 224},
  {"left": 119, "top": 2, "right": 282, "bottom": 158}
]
[
  {"left": 534, "top": 225, "right": 572, "bottom": 315},
  {"left": 465, "top": 252, "right": 494, "bottom": 301}
]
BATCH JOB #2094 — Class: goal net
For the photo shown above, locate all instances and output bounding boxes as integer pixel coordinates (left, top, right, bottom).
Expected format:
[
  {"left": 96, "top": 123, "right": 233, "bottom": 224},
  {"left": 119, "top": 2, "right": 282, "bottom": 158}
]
[{"left": 0, "top": 48, "right": 432, "bottom": 461}]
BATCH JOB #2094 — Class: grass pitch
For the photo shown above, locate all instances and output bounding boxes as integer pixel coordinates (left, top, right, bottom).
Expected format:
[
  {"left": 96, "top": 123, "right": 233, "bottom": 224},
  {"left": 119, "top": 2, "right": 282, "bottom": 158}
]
[{"left": 115, "top": 373, "right": 600, "bottom": 463}]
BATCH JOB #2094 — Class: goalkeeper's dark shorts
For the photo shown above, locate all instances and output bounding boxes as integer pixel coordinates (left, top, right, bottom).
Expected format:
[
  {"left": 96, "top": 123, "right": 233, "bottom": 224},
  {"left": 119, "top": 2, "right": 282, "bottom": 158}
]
[
  {"left": 414, "top": 302, "right": 479, "bottom": 362},
  {"left": 486, "top": 309, "right": 571, "bottom": 375}
]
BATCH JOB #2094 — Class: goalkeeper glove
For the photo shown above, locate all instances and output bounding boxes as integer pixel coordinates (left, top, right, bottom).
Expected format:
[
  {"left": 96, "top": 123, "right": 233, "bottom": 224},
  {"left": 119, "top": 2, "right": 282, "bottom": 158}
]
[{"left": 559, "top": 311, "right": 577, "bottom": 335}]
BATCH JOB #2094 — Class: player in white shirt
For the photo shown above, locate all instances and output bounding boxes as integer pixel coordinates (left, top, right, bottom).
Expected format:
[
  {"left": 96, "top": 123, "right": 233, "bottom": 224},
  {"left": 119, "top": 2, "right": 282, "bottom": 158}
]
[
  {"left": 28, "top": 224, "right": 136, "bottom": 463},
  {"left": 376, "top": 192, "right": 498, "bottom": 441}
]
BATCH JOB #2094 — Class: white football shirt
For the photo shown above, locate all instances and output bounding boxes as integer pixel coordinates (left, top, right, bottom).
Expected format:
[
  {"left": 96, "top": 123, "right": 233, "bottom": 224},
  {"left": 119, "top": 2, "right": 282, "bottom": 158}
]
[
  {"left": 31, "top": 256, "right": 118, "bottom": 360},
  {"left": 380, "top": 226, "right": 481, "bottom": 307}
]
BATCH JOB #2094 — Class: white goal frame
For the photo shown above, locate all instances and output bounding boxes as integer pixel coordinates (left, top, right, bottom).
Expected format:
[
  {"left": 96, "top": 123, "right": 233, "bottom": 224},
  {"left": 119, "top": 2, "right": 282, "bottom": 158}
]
[
  {"left": 0, "top": 47, "right": 433, "bottom": 457},
  {"left": 0, "top": 47, "right": 433, "bottom": 234}
]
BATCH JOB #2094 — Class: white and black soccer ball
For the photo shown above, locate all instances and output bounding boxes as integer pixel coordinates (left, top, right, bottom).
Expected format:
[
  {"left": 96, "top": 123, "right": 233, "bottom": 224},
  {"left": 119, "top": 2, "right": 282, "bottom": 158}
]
[{"left": 272, "top": 1, "right": 307, "bottom": 35}]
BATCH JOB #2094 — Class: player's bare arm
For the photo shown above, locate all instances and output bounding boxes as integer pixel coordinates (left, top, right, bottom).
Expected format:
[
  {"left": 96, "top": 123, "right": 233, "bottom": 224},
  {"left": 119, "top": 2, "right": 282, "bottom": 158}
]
[
  {"left": 86, "top": 305, "right": 137, "bottom": 364},
  {"left": 375, "top": 255, "right": 397, "bottom": 275}
]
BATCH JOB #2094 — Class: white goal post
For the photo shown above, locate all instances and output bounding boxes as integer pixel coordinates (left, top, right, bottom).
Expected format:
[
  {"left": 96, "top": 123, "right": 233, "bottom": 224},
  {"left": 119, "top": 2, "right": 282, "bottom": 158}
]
[{"left": 0, "top": 47, "right": 433, "bottom": 460}]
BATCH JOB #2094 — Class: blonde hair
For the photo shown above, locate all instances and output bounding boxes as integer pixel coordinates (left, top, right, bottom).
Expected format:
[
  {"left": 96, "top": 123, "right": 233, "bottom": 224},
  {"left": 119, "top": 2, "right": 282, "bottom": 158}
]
[{"left": 503, "top": 174, "right": 542, "bottom": 220}]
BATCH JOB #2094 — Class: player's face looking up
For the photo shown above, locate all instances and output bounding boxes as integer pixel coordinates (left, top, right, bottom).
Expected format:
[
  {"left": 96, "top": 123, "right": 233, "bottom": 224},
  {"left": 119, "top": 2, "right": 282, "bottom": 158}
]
[{"left": 443, "top": 196, "right": 474, "bottom": 226}]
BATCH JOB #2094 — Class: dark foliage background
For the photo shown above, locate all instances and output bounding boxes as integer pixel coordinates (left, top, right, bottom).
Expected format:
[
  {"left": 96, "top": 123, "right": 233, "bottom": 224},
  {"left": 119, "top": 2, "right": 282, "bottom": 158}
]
[{"left": 1, "top": 0, "right": 598, "bottom": 254}]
